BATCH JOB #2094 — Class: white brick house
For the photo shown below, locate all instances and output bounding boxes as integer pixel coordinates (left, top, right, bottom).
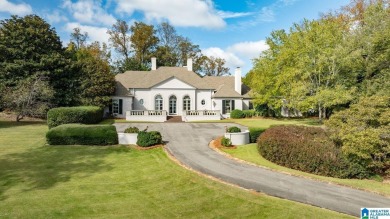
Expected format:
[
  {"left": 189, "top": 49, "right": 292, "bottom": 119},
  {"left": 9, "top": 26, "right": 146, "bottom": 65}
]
[{"left": 110, "top": 58, "right": 252, "bottom": 121}]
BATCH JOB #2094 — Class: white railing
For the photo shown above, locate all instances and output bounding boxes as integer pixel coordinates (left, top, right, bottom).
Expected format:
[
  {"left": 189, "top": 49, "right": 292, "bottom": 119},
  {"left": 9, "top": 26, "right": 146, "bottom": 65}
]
[
  {"left": 182, "top": 110, "right": 221, "bottom": 121},
  {"left": 126, "top": 110, "right": 167, "bottom": 122}
]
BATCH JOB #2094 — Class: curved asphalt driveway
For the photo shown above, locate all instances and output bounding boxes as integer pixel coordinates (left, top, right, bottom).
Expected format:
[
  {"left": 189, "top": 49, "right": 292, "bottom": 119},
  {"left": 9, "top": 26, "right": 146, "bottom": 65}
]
[{"left": 115, "top": 123, "right": 390, "bottom": 217}]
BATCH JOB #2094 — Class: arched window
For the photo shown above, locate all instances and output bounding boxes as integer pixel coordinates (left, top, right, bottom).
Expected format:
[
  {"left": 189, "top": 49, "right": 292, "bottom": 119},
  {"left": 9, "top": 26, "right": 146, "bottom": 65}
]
[
  {"left": 183, "top": 95, "right": 191, "bottom": 111},
  {"left": 155, "top": 95, "right": 163, "bottom": 110},
  {"left": 169, "top": 95, "right": 177, "bottom": 114}
]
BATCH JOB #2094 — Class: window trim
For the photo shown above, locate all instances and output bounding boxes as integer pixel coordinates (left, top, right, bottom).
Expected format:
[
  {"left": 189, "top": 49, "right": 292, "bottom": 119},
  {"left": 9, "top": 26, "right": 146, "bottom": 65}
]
[
  {"left": 183, "top": 95, "right": 191, "bottom": 111},
  {"left": 155, "top": 95, "right": 163, "bottom": 111}
]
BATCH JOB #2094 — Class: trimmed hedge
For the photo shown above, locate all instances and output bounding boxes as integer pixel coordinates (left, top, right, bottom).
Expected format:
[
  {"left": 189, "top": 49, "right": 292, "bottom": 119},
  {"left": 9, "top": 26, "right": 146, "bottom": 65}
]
[
  {"left": 258, "top": 125, "right": 368, "bottom": 178},
  {"left": 124, "top": 126, "right": 139, "bottom": 133},
  {"left": 137, "top": 131, "right": 162, "bottom": 147},
  {"left": 46, "top": 124, "right": 118, "bottom": 145},
  {"left": 47, "top": 106, "right": 103, "bottom": 129},
  {"left": 227, "top": 126, "right": 241, "bottom": 133},
  {"left": 230, "top": 109, "right": 244, "bottom": 119},
  {"left": 249, "top": 128, "right": 266, "bottom": 143},
  {"left": 221, "top": 137, "right": 232, "bottom": 147},
  {"left": 242, "top": 110, "right": 255, "bottom": 118}
]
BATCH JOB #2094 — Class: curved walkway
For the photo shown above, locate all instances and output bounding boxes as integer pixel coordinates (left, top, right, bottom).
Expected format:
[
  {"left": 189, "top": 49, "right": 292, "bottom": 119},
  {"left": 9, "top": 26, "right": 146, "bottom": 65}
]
[{"left": 115, "top": 123, "right": 390, "bottom": 217}]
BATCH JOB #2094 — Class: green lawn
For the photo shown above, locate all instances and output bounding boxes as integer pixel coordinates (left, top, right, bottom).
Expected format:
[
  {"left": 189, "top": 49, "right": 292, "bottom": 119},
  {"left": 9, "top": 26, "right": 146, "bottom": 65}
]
[
  {"left": 194, "top": 117, "right": 321, "bottom": 128},
  {"left": 222, "top": 144, "right": 390, "bottom": 197},
  {"left": 0, "top": 120, "right": 353, "bottom": 218}
]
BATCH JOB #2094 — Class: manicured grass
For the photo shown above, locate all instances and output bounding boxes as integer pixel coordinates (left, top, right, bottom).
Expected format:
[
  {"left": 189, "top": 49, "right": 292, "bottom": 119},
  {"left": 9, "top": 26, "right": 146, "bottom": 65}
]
[
  {"left": 0, "top": 120, "right": 353, "bottom": 218},
  {"left": 222, "top": 144, "right": 390, "bottom": 196}
]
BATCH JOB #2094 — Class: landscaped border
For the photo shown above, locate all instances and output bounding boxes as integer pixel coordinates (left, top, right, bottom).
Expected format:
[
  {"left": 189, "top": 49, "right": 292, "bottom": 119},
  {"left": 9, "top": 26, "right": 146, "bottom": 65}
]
[{"left": 210, "top": 142, "right": 390, "bottom": 197}]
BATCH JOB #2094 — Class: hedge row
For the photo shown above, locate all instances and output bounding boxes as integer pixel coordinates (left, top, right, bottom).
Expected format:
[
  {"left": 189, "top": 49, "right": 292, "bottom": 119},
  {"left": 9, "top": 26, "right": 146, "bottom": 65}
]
[
  {"left": 47, "top": 106, "right": 103, "bottom": 128},
  {"left": 258, "top": 125, "right": 369, "bottom": 178},
  {"left": 249, "top": 128, "right": 266, "bottom": 143},
  {"left": 46, "top": 124, "right": 118, "bottom": 145}
]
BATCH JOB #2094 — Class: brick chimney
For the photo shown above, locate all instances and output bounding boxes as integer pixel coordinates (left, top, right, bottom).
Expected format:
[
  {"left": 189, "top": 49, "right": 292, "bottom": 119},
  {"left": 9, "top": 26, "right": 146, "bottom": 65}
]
[{"left": 235, "top": 67, "right": 241, "bottom": 95}]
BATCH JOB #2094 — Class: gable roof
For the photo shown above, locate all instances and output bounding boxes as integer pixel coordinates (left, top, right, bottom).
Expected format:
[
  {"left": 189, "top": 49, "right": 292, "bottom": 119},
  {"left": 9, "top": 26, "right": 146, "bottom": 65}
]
[{"left": 115, "top": 67, "right": 251, "bottom": 98}]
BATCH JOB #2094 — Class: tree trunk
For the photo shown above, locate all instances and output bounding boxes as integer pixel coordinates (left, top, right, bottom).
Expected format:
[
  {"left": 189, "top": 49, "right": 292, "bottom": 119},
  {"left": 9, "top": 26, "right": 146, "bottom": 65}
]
[
  {"left": 318, "top": 105, "right": 323, "bottom": 123},
  {"left": 16, "top": 113, "right": 24, "bottom": 122}
]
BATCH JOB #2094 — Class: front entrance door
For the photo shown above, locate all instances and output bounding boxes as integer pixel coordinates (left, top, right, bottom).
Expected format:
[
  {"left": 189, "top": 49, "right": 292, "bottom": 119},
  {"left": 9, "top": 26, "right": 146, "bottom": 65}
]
[{"left": 169, "top": 95, "right": 177, "bottom": 115}]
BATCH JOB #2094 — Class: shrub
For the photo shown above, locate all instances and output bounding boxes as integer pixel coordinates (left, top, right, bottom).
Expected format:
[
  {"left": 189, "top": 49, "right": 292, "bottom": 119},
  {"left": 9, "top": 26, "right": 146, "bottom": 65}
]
[
  {"left": 242, "top": 110, "right": 255, "bottom": 118},
  {"left": 46, "top": 124, "right": 118, "bottom": 145},
  {"left": 47, "top": 106, "right": 103, "bottom": 129},
  {"left": 136, "top": 131, "right": 162, "bottom": 147},
  {"left": 230, "top": 109, "right": 244, "bottom": 119},
  {"left": 326, "top": 95, "right": 390, "bottom": 176},
  {"left": 249, "top": 128, "right": 266, "bottom": 143},
  {"left": 258, "top": 125, "right": 367, "bottom": 178},
  {"left": 227, "top": 126, "right": 241, "bottom": 133},
  {"left": 124, "top": 126, "right": 139, "bottom": 133},
  {"left": 221, "top": 137, "right": 232, "bottom": 147}
]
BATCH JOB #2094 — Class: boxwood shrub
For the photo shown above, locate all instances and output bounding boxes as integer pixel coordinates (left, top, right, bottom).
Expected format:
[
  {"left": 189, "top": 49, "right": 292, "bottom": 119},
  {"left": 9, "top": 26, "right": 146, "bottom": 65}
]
[
  {"left": 230, "top": 109, "right": 244, "bottom": 119},
  {"left": 136, "top": 131, "right": 162, "bottom": 147},
  {"left": 124, "top": 126, "right": 139, "bottom": 133},
  {"left": 242, "top": 110, "right": 255, "bottom": 118},
  {"left": 221, "top": 137, "right": 232, "bottom": 147},
  {"left": 258, "top": 125, "right": 369, "bottom": 178},
  {"left": 249, "top": 128, "right": 266, "bottom": 143},
  {"left": 47, "top": 106, "right": 103, "bottom": 129},
  {"left": 46, "top": 124, "right": 118, "bottom": 145},
  {"left": 227, "top": 126, "right": 241, "bottom": 133}
]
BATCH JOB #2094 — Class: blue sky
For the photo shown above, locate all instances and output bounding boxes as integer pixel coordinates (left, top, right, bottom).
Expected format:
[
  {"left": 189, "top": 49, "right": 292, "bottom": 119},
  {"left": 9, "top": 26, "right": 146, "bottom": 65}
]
[{"left": 0, "top": 0, "right": 350, "bottom": 74}]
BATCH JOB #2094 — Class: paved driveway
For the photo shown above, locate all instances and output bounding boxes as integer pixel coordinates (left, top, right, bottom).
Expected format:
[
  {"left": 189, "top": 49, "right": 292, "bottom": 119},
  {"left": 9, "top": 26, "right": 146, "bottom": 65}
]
[{"left": 114, "top": 123, "right": 390, "bottom": 217}]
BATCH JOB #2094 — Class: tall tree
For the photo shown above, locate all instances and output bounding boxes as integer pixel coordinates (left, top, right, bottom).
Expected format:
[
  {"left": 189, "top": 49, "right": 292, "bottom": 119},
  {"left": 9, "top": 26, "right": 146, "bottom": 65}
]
[
  {"left": 0, "top": 15, "right": 79, "bottom": 119},
  {"left": 130, "top": 21, "right": 159, "bottom": 66},
  {"left": 200, "top": 56, "right": 230, "bottom": 76},
  {"left": 75, "top": 42, "right": 116, "bottom": 107},
  {"left": 70, "top": 27, "right": 88, "bottom": 50},
  {"left": 107, "top": 19, "right": 131, "bottom": 60}
]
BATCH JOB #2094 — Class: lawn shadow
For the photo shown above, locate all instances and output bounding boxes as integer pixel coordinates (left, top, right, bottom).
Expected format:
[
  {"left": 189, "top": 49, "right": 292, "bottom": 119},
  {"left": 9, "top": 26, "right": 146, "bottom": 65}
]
[
  {"left": 0, "top": 120, "right": 47, "bottom": 129},
  {"left": 0, "top": 145, "right": 131, "bottom": 200}
]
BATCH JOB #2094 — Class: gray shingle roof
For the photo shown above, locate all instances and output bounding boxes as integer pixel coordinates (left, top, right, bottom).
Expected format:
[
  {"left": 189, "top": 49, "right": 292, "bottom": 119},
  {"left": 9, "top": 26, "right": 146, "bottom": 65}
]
[{"left": 115, "top": 67, "right": 250, "bottom": 98}]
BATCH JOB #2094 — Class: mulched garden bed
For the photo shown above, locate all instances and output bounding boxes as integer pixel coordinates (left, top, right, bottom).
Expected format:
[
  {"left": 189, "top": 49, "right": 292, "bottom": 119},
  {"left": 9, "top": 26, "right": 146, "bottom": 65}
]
[{"left": 212, "top": 136, "right": 237, "bottom": 149}]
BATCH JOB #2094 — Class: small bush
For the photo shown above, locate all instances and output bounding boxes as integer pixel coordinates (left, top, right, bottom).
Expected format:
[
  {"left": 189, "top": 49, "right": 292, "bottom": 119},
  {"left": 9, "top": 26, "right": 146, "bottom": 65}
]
[
  {"left": 46, "top": 124, "right": 118, "bottom": 145},
  {"left": 221, "top": 137, "right": 232, "bottom": 147},
  {"left": 136, "top": 131, "right": 162, "bottom": 147},
  {"left": 249, "top": 128, "right": 266, "bottom": 143},
  {"left": 47, "top": 106, "right": 103, "bottom": 129},
  {"left": 227, "top": 126, "right": 241, "bottom": 133},
  {"left": 258, "top": 125, "right": 367, "bottom": 178},
  {"left": 230, "top": 109, "right": 244, "bottom": 119},
  {"left": 124, "top": 126, "right": 139, "bottom": 133},
  {"left": 242, "top": 110, "right": 255, "bottom": 118}
]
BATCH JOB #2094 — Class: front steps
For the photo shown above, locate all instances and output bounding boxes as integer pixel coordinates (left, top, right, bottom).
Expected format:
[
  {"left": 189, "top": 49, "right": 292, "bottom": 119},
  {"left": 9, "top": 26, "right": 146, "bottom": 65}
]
[{"left": 165, "top": 116, "right": 183, "bottom": 123}]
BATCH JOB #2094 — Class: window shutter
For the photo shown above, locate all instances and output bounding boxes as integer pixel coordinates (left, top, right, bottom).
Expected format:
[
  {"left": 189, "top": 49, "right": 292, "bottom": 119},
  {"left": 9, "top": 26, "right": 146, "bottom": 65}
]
[
  {"left": 222, "top": 100, "right": 226, "bottom": 114},
  {"left": 232, "top": 100, "right": 235, "bottom": 110},
  {"left": 109, "top": 101, "right": 112, "bottom": 113},
  {"left": 119, "top": 99, "right": 123, "bottom": 114}
]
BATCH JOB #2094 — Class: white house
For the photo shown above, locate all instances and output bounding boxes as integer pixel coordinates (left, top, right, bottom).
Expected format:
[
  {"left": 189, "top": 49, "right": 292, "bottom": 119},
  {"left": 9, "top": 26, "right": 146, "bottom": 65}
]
[{"left": 110, "top": 58, "right": 252, "bottom": 122}]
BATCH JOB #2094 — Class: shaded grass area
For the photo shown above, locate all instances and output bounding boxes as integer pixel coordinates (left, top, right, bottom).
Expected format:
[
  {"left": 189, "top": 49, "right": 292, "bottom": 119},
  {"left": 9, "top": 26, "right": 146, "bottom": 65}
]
[
  {"left": 0, "top": 120, "right": 353, "bottom": 218},
  {"left": 222, "top": 144, "right": 390, "bottom": 196}
]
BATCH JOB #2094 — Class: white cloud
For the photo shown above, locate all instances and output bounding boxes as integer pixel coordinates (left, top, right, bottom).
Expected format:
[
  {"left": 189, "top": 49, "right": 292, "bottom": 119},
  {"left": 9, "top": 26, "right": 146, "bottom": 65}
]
[
  {"left": 0, "top": 0, "right": 32, "bottom": 16},
  {"left": 114, "top": 0, "right": 225, "bottom": 28},
  {"left": 62, "top": 0, "right": 116, "bottom": 26},
  {"left": 65, "top": 22, "right": 110, "bottom": 44},
  {"left": 227, "top": 40, "right": 269, "bottom": 59},
  {"left": 203, "top": 47, "right": 245, "bottom": 71},
  {"left": 45, "top": 10, "right": 68, "bottom": 24},
  {"left": 217, "top": 11, "right": 253, "bottom": 19}
]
